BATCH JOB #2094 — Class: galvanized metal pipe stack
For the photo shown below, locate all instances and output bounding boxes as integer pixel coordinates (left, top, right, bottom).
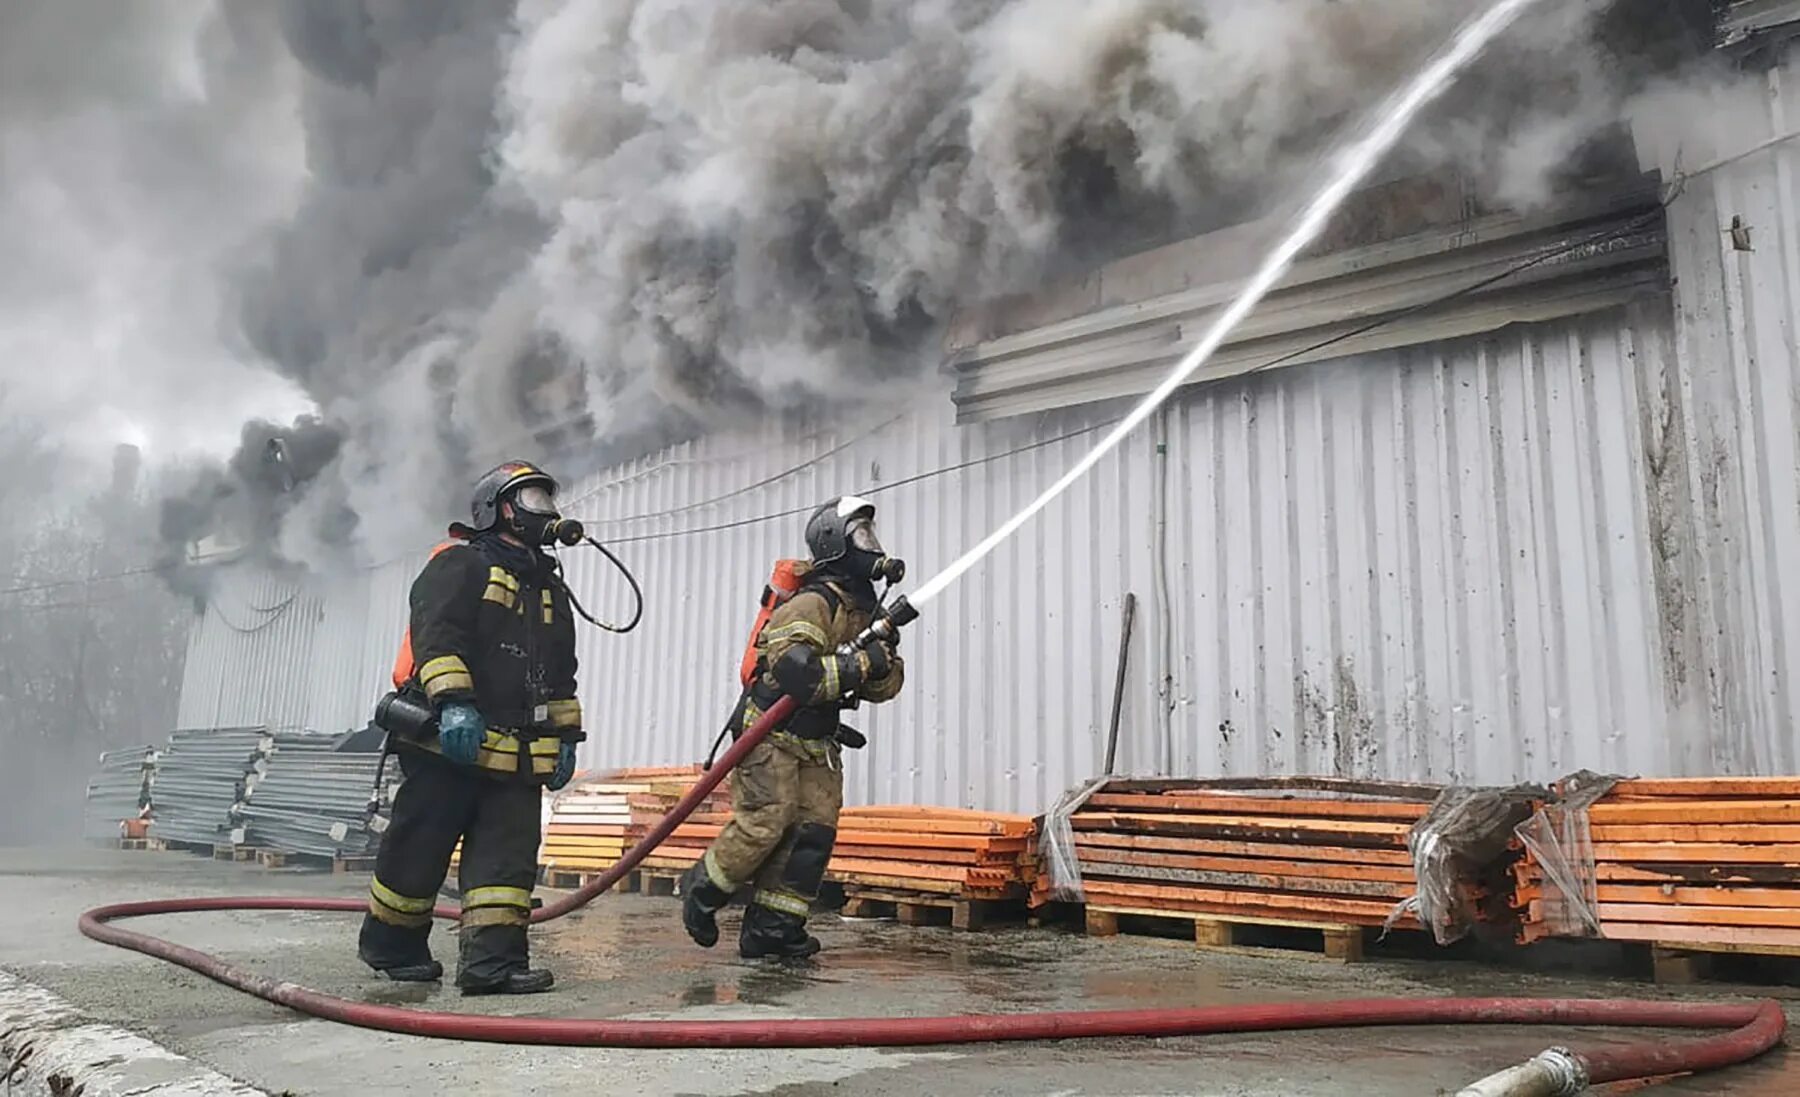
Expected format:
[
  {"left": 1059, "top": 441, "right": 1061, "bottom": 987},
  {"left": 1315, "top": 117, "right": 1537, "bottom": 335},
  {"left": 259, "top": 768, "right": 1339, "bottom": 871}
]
[
  {"left": 233, "top": 731, "right": 394, "bottom": 860},
  {"left": 146, "top": 727, "right": 272, "bottom": 847},
  {"left": 81, "top": 746, "right": 157, "bottom": 842}
]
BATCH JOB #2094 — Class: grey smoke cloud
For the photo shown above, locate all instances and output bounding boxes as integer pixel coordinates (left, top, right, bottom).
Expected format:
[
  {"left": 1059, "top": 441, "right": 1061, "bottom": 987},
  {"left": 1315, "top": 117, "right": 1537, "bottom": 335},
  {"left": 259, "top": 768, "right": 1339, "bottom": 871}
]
[
  {"left": 0, "top": 1, "right": 312, "bottom": 472},
  {"left": 7, "top": 0, "right": 1706, "bottom": 562}
]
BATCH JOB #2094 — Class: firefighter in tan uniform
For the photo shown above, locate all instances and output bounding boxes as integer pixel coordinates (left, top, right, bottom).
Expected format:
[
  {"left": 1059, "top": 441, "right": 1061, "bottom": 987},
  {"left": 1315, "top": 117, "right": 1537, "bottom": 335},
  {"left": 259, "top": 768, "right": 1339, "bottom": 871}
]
[{"left": 682, "top": 496, "right": 906, "bottom": 959}]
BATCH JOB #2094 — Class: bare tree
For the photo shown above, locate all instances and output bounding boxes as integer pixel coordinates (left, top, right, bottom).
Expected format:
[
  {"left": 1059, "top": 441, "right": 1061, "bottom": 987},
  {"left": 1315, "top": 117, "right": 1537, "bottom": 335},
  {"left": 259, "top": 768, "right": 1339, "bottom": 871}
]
[{"left": 0, "top": 406, "right": 191, "bottom": 844}]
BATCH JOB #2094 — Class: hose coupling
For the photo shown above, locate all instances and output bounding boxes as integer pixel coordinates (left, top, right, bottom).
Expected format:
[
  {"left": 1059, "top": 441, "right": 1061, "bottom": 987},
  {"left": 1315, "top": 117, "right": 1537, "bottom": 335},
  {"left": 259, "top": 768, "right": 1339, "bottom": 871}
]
[{"left": 1455, "top": 1046, "right": 1587, "bottom": 1097}]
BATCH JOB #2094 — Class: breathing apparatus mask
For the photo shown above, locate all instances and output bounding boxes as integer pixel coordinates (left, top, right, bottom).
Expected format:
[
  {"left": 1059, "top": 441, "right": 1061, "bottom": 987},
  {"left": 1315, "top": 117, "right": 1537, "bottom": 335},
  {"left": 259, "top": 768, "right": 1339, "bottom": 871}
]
[
  {"left": 506, "top": 484, "right": 585, "bottom": 547},
  {"left": 846, "top": 517, "right": 905, "bottom": 585}
]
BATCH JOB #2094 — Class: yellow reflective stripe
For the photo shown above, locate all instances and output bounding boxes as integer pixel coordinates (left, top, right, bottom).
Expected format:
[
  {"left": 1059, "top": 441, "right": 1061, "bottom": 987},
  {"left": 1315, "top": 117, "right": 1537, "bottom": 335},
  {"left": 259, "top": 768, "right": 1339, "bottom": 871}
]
[
  {"left": 488, "top": 567, "right": 519, "bottom": 591},
  {"left": 423, "top": 671, "right": 475, "bottom": 700},
  {"left": 528, "top": 738, "right": 560, "bottom": 756},
  {"left": 546, "top": 699, "right": 582, "bottom": 728},
  {"left": 483, "top": 584, "right": 517, "bottom": 609},
  {"left": 753, "top": 889, "right": 811, "bottom": 917},
  {"left": 370, "top": 878, "right": 435, "bottom": 915},
  {"left": 367, "top": 898, "right": 432, "bottom": 928},
  {"left": 463, "top": 885, "right": 532, "bottom": 910},
  {"left": 419, "top": 655, "right": 474, "bottom": 699},
  {"left": 480, "top": 730, "right": 521, "bottom": 754},
  {"left": 819, "top": 656, "right": 839, "bottom": 703},
  {"left": 702, "top": 849, "right": 738, "bottom": 892},
  {"left": 419, "top": 655, "right": 469, "bottom": 684},
  {"left": 460, "top": 906, "right": 529, "bottom": 928},
  {"left": 765, "top": 621, "right": 828, "bottom": 649}
]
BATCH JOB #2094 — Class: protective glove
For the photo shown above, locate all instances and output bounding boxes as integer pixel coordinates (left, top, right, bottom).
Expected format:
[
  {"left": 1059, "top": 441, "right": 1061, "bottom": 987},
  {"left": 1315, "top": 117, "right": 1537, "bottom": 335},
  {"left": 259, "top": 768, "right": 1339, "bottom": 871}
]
[
  {"left": 548, "top": 741, "right": 577, "bottom": 791},
  {"left": 437, "top": 703, "right": 485, "bottom": 766},
  {"left": 860, "top": 640, "right": 897, "bottom": 681}
]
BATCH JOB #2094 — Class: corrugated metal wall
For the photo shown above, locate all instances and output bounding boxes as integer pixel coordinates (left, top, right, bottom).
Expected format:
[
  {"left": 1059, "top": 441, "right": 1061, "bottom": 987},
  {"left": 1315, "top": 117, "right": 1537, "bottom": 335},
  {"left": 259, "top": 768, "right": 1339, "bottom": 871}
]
[
  {"left": 176, "top": 567, "right": 324, "bottom": 730},
  {"left": 1635, "top": 50, "right": 1800, "bottom": 776},
  {"left": 1162, "top": 301, "right": 1694, "bottom": 785},
  {"left": 560, "top": 401, "right": 1160, "bottom": 813},
  {"left": 173, "top": 298, "right": 1788, "bottom": 810}
]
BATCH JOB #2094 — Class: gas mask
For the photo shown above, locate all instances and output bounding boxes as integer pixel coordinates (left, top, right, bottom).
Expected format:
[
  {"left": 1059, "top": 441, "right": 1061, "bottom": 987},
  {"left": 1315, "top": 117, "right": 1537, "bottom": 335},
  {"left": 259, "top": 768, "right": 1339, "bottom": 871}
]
[
  {"left": 846, "top": 517, "right": 905, "bottom": 584},
  {"left": 506, "top": 484, "right": 584, "bottom": 547}
]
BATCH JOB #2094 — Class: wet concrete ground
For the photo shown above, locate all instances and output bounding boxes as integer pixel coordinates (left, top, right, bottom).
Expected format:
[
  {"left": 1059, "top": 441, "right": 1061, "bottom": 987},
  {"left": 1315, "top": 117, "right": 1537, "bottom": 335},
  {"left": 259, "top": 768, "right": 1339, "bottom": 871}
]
[{"left": 4, "top": 846, "right": 1796, "bottom": 1096}]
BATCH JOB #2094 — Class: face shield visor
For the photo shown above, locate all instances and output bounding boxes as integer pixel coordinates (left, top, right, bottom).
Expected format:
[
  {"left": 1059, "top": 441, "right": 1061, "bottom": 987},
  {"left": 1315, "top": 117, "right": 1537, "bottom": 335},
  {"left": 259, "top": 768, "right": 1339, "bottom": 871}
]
[
  {"left": 848, "top": 517, "right": 883, "bottom": 556},
  {"left": 512, "top": 483, "right": 558, "bottom": 516}
]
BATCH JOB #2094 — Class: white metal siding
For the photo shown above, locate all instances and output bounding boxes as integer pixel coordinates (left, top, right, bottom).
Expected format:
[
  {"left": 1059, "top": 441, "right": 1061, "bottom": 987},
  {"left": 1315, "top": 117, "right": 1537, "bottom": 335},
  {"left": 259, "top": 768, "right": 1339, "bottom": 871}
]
[
  {"left": 178, "top": 290, "right": 1796, "bottom": 810},
  {"left": 1635, "top": 52, "right": 1800, "bottom": 776},
  {"left": 1161, "top": 302, "right": 1691, "bottom": 786},
  {"left": 561, "top": 401, "right": 1160, "bottom": 813}
]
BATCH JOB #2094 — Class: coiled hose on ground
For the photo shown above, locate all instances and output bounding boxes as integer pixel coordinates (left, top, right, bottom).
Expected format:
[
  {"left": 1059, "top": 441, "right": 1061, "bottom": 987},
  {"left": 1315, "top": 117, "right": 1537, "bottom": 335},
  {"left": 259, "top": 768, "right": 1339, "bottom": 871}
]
[{"left": 80, "top": 696, "right": 1785, "bottom": 1094}]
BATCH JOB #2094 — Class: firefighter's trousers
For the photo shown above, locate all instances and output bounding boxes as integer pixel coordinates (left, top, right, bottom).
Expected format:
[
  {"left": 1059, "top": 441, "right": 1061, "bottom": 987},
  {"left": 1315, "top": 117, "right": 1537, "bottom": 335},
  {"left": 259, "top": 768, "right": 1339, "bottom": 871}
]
[
  {"left": 700, "top": 734, "right": 843, "bottom": 920},
  {"left": 357, "top": 751, "right": 541, "bottom": 987}
]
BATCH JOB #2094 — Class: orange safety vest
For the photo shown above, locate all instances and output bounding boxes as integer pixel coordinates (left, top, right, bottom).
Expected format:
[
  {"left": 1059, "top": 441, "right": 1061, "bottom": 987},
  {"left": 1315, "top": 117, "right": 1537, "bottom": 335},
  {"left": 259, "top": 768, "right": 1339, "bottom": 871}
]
[{"left": 390, "top": 541, "right": 460, "bottom": 689}]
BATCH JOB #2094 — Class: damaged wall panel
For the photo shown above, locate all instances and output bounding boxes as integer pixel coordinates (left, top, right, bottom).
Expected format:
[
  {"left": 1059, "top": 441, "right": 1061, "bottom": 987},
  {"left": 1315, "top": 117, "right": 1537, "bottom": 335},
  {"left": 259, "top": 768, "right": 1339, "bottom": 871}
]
[{"left": 1159, "top": 302, "right": 1706, "bottom": 787}]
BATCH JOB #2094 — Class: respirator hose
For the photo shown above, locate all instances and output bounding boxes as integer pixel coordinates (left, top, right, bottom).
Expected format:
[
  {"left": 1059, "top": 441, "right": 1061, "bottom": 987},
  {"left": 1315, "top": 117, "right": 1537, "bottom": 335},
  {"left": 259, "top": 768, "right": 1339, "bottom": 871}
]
[{"left": 558, "top": 536, "right": 644, "bottom": 634}]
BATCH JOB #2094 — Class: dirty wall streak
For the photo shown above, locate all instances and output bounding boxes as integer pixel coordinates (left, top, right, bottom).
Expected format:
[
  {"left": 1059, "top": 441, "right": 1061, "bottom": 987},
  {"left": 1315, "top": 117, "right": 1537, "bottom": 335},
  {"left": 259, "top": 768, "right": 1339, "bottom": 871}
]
[
  {"left": 1164, "top": 302, "right": 1691, "bottom": 786},
  {"left": 1640, "top": 48, "right": 1800, "bottom": 777}
]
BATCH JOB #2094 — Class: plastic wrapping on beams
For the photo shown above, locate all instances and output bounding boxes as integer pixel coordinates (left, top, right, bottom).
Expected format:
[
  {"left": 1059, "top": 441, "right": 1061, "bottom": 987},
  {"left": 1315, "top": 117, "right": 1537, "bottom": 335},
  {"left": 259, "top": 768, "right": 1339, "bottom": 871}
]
[
  {"left": 1392, "top": 784, "right": 1543, "bottom": 945},
  {"left": 1041, "top": 777, "right": 1114, "bottom": 903},
  {"left": 1514, "top": 771, "right": 1622, "bottom": 938}
]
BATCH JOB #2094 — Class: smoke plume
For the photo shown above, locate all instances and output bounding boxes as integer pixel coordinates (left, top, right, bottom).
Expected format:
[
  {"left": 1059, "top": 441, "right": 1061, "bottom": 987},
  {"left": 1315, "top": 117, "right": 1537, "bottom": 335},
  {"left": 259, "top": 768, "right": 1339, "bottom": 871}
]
[{"left": 5, "top": 0, "right": 1713, "bottom": 565}]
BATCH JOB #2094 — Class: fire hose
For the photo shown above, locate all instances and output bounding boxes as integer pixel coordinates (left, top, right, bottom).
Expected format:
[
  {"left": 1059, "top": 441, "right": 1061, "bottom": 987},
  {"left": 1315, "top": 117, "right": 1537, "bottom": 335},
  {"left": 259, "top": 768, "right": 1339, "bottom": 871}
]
[{"left": 79, "top": 691, "right": 1785, "bottom": 1094}]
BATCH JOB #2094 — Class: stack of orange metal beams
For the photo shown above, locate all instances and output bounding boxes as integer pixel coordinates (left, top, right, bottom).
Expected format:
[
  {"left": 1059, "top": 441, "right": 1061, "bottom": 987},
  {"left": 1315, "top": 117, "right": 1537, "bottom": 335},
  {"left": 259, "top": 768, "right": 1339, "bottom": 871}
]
[
  {"left": 1515, "top": 777, "right": 1800, "bottom": 954},
  {"left": 827, "top": 806, "right": 1037, "bottom": 902},
  {"left": 1034, "top": 778, "right": 1439, "bottom": 931}
]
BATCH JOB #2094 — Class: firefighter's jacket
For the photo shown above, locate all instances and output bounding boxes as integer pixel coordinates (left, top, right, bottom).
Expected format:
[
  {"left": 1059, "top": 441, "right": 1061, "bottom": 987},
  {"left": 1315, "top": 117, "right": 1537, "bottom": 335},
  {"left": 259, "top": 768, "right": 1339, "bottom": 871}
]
[
  {"left": 742, "top": 576, "right": 904, "bottom": 751},
  {"left": 397, "top": 540, "right": 582, "bottom": 781}
]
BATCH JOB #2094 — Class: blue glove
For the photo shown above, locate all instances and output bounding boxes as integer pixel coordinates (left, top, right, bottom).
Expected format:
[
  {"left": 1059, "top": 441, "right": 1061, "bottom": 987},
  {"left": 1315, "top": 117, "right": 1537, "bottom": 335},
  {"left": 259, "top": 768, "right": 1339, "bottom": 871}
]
[
  {"left": 548, "top": 741, "right": 577, "bottom": 791},
  {"left": 437, "top": 703, "right": 485, "bottom": 766}
]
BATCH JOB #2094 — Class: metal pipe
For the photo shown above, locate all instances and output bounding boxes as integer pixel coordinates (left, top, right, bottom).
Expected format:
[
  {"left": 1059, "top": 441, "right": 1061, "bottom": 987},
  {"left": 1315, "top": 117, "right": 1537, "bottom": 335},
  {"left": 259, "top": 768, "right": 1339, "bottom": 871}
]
[{"left": 1103, "top": 593, "right": 1137, "bottom": 774}]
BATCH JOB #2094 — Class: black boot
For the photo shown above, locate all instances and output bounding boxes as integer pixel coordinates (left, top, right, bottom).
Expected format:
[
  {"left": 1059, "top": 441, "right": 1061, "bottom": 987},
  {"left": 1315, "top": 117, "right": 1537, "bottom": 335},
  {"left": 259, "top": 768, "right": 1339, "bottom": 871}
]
[
  {"left": 459, "top": 968, "right": 555, "bottom": 996},
  {"left": 376, "top": 960, "right": 444, "bottom": 982},
  {"left": 739, "top": 903, "right": 821, "bottom": 961},
  {"left": 681, "top": 861, "right": 732, "bottom": 949},
  {"left": 358, "top": 914, "right": 442, "bottom": 981}
]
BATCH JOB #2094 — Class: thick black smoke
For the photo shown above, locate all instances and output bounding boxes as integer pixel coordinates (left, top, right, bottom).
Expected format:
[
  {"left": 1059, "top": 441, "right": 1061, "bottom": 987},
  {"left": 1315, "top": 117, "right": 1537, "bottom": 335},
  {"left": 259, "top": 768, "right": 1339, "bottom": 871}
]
[{"left": 157, "top": 0, "right": 1710, "bottom": 566}]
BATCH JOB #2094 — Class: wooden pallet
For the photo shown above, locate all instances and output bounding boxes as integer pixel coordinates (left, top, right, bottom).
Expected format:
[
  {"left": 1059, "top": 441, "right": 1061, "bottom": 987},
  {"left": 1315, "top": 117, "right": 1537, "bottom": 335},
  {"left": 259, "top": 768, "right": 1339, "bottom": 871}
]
[
  {"left": 541, "top": 867, "right": 657, "bottom": 894},
  {"left": 1641, "top": 938, "right": 1800, "bottom": 984},
  {"left": 332, "top": 854, "right": 378, "bottom": 875},
  {"left": 840, "top": 889, "right": 1020, "bottom": 932},
  {"left": 255, "top": 849, "right": 288, "bottom": 869},
  {"left": 146, "top": 837, "right": 213, "bottom": 855},
  {"left": 213, "top": 843, "right": 261, "bottom": 863},
  {"left": 1083, "top": 904, "right": 1367, "bottom": 963},
  {"left": 117, "top": 838, "right": 149, "bottom": 852}
]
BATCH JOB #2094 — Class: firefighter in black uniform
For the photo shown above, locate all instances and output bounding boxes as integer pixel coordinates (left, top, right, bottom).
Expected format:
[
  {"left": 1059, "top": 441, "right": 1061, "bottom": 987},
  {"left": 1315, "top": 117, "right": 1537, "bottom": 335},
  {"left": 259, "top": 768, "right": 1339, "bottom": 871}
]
[{"left": 358, "top": 461, "right": 584, "bottom": 995}]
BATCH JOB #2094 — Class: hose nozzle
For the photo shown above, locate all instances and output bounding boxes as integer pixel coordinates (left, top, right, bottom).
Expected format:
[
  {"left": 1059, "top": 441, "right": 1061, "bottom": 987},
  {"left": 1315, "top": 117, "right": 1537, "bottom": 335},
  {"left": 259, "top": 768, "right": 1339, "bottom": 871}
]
[
  {"left": 847, "top": 595, "right": 919, "bottom": 651},
  {"left": 1456, "top": 1047, "right": 1586, "bottom": 1097}
]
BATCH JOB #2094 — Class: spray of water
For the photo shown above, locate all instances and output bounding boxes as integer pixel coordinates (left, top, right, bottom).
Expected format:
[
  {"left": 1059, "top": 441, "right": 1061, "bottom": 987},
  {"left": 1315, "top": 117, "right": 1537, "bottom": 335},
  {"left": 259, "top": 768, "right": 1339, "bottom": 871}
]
[{"left": 909, "top": 0, "right": 1545, "bottom": 610}]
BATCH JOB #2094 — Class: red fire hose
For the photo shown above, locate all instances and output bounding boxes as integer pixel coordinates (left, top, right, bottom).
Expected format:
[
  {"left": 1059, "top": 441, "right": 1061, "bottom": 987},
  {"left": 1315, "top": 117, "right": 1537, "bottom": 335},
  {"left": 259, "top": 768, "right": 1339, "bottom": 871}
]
[{"left": 80, "top": 696, "right": 1786, "bottom": 1088}]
